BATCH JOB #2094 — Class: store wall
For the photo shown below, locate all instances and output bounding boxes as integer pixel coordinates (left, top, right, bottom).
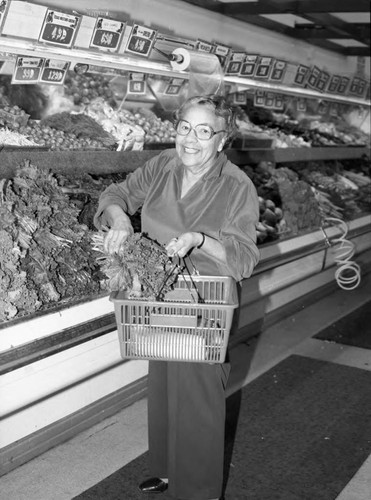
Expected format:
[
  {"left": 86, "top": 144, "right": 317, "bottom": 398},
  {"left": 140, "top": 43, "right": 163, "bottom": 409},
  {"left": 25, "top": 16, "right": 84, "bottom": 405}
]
[{"left": 30, "top": 0, "right": 370, "bottom": 78}]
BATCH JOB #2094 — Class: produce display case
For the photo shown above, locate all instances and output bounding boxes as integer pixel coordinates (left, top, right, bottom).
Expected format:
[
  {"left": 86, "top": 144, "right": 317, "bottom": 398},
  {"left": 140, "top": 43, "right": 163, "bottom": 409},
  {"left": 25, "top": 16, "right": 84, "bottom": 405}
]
[{"left": 0, "top": 0, "right": 370, "bottom": 478}]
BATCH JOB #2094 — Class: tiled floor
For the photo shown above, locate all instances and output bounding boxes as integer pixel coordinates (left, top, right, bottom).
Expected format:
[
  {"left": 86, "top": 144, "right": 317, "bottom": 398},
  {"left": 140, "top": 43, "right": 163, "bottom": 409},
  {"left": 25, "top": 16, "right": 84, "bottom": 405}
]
[{"left": 1, "top": 274, "right": 370, "bottom": 500}]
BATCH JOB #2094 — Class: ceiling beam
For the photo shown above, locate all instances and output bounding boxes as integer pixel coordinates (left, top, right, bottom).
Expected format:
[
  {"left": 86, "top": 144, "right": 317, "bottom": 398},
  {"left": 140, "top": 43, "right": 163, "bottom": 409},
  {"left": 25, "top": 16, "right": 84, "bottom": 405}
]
[
  {"left": 293, "top": 23, "right": 371, "bottom": 40},
  {"left": 211, "top": 0, "right": 371, "bottom": 16}
]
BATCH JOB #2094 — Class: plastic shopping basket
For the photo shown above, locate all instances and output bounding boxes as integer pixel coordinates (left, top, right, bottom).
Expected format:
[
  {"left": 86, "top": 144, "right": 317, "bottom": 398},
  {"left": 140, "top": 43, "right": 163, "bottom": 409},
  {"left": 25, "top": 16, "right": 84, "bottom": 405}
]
[{"left": 110, "top": 275, "right": 238, "bottom": 364}]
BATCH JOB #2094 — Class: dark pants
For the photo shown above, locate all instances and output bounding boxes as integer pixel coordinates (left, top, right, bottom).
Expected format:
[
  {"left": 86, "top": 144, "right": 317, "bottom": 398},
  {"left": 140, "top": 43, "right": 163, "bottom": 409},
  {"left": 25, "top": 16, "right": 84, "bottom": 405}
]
[{"left": 147, "top": 360, "right": 230, "bottom": 500}]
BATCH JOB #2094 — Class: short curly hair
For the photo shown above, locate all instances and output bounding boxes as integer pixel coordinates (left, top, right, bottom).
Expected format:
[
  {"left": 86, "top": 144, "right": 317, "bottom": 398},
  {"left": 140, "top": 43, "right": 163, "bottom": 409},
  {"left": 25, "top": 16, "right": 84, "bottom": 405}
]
[{"left": 174, "top": 94, "right": 237, "bottom": 141}]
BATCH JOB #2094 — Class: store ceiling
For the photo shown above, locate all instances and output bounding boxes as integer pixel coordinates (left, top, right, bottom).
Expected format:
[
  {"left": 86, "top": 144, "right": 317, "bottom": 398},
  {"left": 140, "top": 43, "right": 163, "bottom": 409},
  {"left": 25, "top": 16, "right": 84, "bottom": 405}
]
[{"left": 180, "top": 0, "right": 370, "bottom": 57}]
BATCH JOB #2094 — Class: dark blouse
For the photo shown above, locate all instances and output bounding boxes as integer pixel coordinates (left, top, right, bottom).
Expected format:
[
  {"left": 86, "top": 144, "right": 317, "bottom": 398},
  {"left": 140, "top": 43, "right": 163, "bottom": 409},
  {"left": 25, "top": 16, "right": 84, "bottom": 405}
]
[{"left": 94, "top": 149, "right": 260, "bottom": 282}]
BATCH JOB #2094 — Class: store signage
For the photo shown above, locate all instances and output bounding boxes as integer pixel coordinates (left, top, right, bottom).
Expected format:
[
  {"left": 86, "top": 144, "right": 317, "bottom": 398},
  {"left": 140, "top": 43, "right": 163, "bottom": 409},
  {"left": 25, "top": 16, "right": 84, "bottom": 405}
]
[
  {"left": 306, "top": 66, "right": 322, "bottom": 89},
  {"left": 213, "top": 43, "right": 231, "bottom": 70},
  {"left": 337, "top": 76, "right": 350, "bottom": 95},
  {"left": 348, "top": 76, "right": 368, "bottom": 97},
  {"left": 294, "top": 65, "right": 310, "bottom": 86},
  {"left": 196, "top": 40, "right": 213, "bottom": 53},
  {"left": 164, "top": 78, "right": 184, "bottom": 96},
  {"left": 296, "top": 98, "right": 307, "bottom": 112},
  {"left": 254, "top": 57, "right": 273, "bottom": 79},
  {"left": 225, "top": 52, "right": 245, "bottom": 75},
  {"left": 327, "top": 75, "right": 341, "bottom": 93},
  {"left": 39, "top": 59, "right": 70, "bottom": 84},
  {"left": 39, "top": 9, "right": 80, "bottom": 48},
  {"left": 318, "top": 101, "right": 329, "bottom": 115},
  {"left": 254, "top": 89, "right": 265, "bottom": 107},
  {"left": 125, "top": 24, "right": 157, "bottom": 57},
  {"left": 90, "top": 17, "right": 125, "bottom": 52},
  {"left": 11, "top": 56, "right": 43, "bottom": 84},
  {"left": 127, "top": 72, "right": 147, "bottom": 94},
  {"left": 316, "top": 71, "right": 330, "bottom": 92},
  {"left": 240, "top": 55, "right": 259, "bottom": 78},
  {"left": 270, "top": 60, "right": 287, "bottom": 82},
  {"left": 233, "top": 91, "right": 247, "bottom": 105}
]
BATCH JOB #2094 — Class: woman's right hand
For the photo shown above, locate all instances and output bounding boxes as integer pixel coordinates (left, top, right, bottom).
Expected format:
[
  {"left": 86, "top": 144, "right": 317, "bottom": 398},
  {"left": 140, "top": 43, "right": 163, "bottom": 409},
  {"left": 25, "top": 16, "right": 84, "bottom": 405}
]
[{"left": 102, "top": 205, "right": 134, "bottom": 254}]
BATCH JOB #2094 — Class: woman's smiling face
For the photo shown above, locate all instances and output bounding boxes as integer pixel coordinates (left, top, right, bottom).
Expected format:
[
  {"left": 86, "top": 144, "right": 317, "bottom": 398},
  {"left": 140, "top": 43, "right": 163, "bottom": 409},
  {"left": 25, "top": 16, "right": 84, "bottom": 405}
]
[{"left": 175, "top": 103, "right": 227, "bottom": 173}]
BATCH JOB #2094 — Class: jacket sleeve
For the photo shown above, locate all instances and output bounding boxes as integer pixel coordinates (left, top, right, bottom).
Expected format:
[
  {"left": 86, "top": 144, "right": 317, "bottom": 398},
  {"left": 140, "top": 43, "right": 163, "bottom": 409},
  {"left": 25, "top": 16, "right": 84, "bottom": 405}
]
[{"left": 217, "top": 176, "right": 260, "bottom": 281}]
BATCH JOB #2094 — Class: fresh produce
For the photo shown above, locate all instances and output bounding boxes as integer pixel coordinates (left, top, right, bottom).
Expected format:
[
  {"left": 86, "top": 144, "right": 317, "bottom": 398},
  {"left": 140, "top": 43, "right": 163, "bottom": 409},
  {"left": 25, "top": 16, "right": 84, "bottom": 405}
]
[
  {"left": 0, "top": 160, "right": 104, "bottom": 322},
  {"left": 92, "top": 232, "right": 180, "bottom": 299},
  {"left": 64, "top": 72, "right": 115, "bottom": 105}
]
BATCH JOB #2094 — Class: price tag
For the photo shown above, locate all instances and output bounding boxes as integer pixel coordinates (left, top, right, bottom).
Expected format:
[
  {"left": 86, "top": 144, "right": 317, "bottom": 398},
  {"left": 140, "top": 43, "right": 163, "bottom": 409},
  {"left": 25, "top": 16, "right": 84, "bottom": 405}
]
[
  {"left": 318, "top": 101, "right": 329, "bottom": 115},
  {"left": 39, "top": 9, "right": 80, "bottom": 48},
  {"left": 274, "top": 94, "right": 284, "bottom": 110},
  {"left": 254, "top": 89, "right": 265, "bottom": 107},
  {"left": 327, "top": 75, "right": 341, "bottom": 93},
  {"left": 226, "top": 52, "right": 245, "bottom": 75},
  {"left": 349, "top": 76, "right": 367, "bottom": 96},
  {"left": 164, "top": 78, "right": 184, "bottom": 96},
  {"left": 264, "top": 92, "right": 275, "bottom": 108},
  {"left": 233, "top": 92, "right": 247, "bottom": 105},
  {"left": 196, "top": 40, "right": 213, "bottom": 53},
  {"left": 240, "top": 55, "right": 259, "bottom": 77},
  {"left": 316, "top": 71, "right": 330, "bottom": 92},
  {"left": 254, "top": 57, "right": 273, "bottom": 79},
  {"left": 294, "top": 65, "right": 310, "bottom": 86},
  {"left": 213, "top": 43, "right": 231, "bottom": 70},
  {"left": 306, "top": 66, "right": 321, "bottom": 89},
  {"left": 90, "top": 17, "right": 125, "bottom": 52},
  {"left": 329, "top": 103, "right": 339, "bottom": 117},
  {"left": 270, "top": 60, "right": 287, "bottom": 82},
  {"left": 40, "top": 59, "right": 70, "bottom": 84},
  {"left": 11, "top": 56, "right": 44, "bottom": 84},
  {"left": 337, "top": 76, "right": 350, "bottom": 95},
  {"left": 125, "top": 24, "right": 157, "bottom": 58},
  {"left": 297, "top": 98, "right": 307, "bottom": 112},
  {"left": 127, "top": 73, "right": 147, "bottom": 94}
]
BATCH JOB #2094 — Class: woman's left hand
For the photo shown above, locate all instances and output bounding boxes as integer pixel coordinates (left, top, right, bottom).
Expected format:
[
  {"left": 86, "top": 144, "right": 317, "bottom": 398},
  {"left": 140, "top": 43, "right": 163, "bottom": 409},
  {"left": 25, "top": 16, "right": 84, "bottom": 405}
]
[{"left": 165, "top": 232, "right": 203, "bottom": 258}]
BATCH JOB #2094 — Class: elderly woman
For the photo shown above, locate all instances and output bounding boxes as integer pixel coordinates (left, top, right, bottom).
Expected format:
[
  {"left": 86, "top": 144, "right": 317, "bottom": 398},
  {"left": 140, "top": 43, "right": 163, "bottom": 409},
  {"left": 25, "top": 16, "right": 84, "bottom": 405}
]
[{"left": 94, "top": 95, "right": 260, "bottom": 500}]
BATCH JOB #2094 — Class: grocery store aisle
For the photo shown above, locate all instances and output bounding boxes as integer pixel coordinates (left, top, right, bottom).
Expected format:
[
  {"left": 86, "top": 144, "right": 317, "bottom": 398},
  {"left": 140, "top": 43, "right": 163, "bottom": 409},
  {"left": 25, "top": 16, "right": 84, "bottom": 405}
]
[{"left": 1, "top": 274, "right": 370, "bottom": 500}]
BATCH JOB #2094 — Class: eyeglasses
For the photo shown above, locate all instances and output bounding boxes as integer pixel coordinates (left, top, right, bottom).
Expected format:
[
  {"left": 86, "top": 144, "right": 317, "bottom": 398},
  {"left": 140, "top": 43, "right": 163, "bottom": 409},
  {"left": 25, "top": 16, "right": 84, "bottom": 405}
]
[{"left": 175, "top": 119, "right": 226, "bottom": 141}]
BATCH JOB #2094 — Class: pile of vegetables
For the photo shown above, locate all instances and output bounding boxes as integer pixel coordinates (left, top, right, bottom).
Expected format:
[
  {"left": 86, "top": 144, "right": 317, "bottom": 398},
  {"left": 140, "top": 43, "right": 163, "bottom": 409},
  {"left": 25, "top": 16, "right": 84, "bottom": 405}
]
[
  {"left": 92, "top": 232, "right": 180, "bottom": 300},
  {"left": 0, "top": 160, "right": 104, "bottom": 322},
  {"left": 64, "top": 72, "right": 115, "bottom": 105}
]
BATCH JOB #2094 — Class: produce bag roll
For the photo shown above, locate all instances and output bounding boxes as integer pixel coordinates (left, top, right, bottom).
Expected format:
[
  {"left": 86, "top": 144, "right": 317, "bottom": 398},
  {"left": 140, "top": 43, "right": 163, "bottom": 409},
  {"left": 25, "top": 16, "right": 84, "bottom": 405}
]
[{"left": 170, "top": 48, "right": 224, "bottom": 97}]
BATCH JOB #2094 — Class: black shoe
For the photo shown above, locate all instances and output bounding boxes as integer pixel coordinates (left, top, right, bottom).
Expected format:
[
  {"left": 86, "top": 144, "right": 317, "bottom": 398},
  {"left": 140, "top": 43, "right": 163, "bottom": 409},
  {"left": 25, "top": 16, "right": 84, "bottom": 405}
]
[{"left": 139, "top": 477, "right": 168, "bottom": 494}]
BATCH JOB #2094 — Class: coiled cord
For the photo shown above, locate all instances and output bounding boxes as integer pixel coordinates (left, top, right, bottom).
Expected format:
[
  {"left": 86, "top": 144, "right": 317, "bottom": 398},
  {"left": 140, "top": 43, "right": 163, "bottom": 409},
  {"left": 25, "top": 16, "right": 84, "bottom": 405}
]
[{"left": 323, "top": 217, "right": 361, "bottom": 291}]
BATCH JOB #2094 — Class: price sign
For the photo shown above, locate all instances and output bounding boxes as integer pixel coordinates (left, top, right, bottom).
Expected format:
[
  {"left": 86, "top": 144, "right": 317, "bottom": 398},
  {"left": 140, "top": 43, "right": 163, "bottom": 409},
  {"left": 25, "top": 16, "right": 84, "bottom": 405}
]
[
  {"left": 254, "top": 57, "right": 273, "bottom": 79},
  {"left": 318, "top": 101, "right": 329, "bottom": 115},
  {"left": 327, "top": 75, "right": 341, "bottom": 93},
  {"left": 39, "top": 9, "right": 80, "bottom": 48},
  {"left": 337, "top": 76, "right": 350, "bottom": 94},
  {"left": 240, "top": 55, "right": 259, "bottom": 77},
  {"left": 274, "top": 94, "right": 284, "bottom": 110},
  {"left": 233, "top": 92, "right": 247, "bottom": 105},
  {"left": 90, "top": 17, "right": 125, "bottom": 52},
  {"left": 294, "top": 65, "right": 310, "bottom": 86},
  {"left": 349, "top": 76, "right": 368, "bottom": 97},
  {"left": 226, "top": 52, "right": 245, "bottom": 75},
  {"left": 306, "top": 66, "right": 321, "bottom": 89},
  {"left": 316, "top": 71, "right": 330, "bottom": 92},
  {"left": 125, "top": 24, "right": 157, "bottom": 58},
  {"left": 164, "top": 78, "right": 184, "bottom": 96},
  {"left": 264, "top": 92, "right": 275, "bottom": 108},
  {"left": 254, "top": 89, "right": 265, "bottom": 107},
  {"left": 127, "top": 73, "right": 147, "bottom": 95},
  {"left": 11, "top": 56, "right": 43, "bottom": 84},
  {"left": 196, "top": 40, "right": 213, "bottom": 53},
  {"left": 40, "top": 59, "right": 70, "bottom": 84},
  {"left": 297, "top": 98, "right": 307, "bottom": 112},
  {"left": 213, "top": 43, "right": 231, "bottom": 70},
  {"left": 270, "top": 60, "right": 287, "bottom": 82},
  {"left": 329, "top": 103, "right": 339, "bottom": 117}
]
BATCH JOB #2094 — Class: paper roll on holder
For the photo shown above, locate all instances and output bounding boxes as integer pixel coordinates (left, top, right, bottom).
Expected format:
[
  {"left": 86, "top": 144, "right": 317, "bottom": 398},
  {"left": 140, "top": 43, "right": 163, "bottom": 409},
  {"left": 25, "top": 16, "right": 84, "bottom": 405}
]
[{"left": 153, "top": 46, "right": 185, "bottom": 64}]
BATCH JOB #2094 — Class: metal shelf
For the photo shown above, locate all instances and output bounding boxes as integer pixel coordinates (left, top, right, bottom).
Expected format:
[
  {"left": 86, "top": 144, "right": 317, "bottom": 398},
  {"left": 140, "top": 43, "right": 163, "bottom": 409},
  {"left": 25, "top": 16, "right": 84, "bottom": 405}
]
[{"left": 0, "top": 36, "right": 370, "bottom": 107}]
